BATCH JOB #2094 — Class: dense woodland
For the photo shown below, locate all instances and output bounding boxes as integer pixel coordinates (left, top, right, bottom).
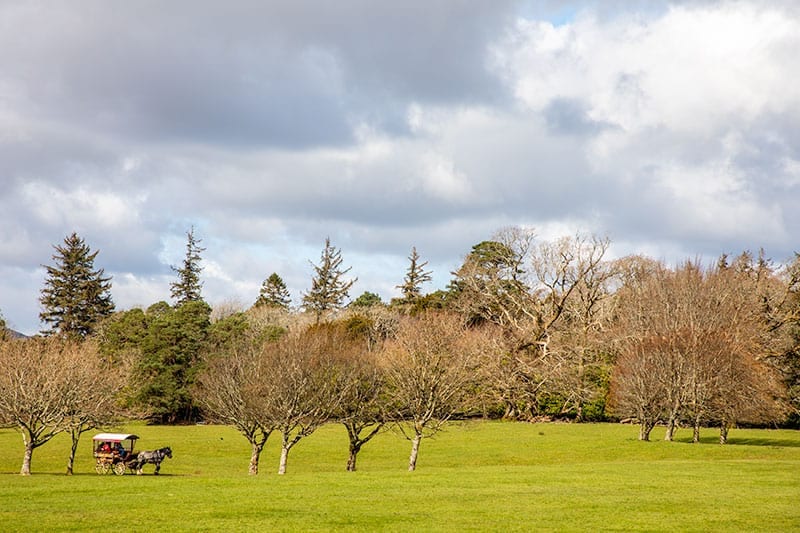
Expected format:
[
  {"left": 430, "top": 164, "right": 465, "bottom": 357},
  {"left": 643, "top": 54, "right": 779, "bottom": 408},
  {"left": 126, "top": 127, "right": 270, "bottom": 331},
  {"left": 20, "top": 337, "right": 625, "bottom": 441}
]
[{"left": 1, "top": 227, "right": 799, "bottom": 475}]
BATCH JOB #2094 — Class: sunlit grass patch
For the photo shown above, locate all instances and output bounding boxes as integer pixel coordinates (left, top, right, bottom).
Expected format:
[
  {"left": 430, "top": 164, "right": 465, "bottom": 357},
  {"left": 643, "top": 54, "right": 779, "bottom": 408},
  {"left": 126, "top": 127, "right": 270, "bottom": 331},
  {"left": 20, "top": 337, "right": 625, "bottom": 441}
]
[{"left": 0, "top": 421, "right": 798, "bottom": 531}]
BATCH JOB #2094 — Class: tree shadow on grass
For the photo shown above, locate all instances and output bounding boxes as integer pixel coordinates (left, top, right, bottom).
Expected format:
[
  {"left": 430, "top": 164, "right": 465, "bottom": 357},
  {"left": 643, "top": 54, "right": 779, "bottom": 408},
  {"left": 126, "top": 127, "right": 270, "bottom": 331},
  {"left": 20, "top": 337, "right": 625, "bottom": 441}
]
[
  {"left": 725, "top": 437, "right": 800, "bottom": 448},
  {"left": 0, "top": 471, "right": 182, "bottom": 476},
  {"left": 674, "top": 435, "right": 800, "bottom": 448}
]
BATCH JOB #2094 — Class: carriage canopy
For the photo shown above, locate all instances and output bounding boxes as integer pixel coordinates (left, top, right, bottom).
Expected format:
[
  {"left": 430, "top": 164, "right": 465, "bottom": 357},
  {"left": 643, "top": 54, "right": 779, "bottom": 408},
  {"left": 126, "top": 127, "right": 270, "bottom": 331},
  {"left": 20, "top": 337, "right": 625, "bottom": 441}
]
[{"left": 92, "top": 433, "right": 139, "bottom": 443}]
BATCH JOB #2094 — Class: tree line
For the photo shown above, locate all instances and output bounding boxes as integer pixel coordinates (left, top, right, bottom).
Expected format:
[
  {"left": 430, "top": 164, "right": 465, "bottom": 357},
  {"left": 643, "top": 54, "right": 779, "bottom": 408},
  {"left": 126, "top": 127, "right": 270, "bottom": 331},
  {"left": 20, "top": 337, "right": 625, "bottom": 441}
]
[{"left": 0, "top": 227, "right": 798, "bottom": 475}]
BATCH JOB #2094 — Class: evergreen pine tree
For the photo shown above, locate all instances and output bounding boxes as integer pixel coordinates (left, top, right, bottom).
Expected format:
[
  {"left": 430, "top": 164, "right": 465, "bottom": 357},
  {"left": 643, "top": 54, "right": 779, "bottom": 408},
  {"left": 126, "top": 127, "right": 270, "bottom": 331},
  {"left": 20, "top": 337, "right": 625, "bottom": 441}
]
[
  {"left": 351, "top": 291, "right": 383, "bottom": 308},
  {"left": 137, "top": 300, "right": 211, "bottom": 423},
  {"left": 396, "top": 246, "right": 433, "bottom": 303},
  {"left": 39, "top": 232, "right": 114, "bottom": 338},
  {"left": 302, "top": 237, "right": 357, "bottom": 320},
  {"left": 255, "top": 272, "right": 292, "bottom": 309},
  {"left": 170, "top": 227, "right": 205, "bottom": 305}
]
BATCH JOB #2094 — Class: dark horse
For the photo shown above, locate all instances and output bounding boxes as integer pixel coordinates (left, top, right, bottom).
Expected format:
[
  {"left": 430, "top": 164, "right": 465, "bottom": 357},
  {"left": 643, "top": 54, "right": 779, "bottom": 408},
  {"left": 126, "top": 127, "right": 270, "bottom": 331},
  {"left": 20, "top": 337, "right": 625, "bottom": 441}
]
[{"left": 133, "top": 446, "right": 173, "bottom": 475}]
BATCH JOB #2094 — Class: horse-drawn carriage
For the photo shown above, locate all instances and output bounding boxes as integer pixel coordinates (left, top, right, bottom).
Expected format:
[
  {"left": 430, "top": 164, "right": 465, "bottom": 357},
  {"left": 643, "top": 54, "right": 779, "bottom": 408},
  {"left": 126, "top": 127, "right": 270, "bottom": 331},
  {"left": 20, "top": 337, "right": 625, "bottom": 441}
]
[
  {"left": 92, "top": 432, "right": 173, "bottom": 475},
  {"left": 92, "top": 433, "right": 139, "bottom": 475}
]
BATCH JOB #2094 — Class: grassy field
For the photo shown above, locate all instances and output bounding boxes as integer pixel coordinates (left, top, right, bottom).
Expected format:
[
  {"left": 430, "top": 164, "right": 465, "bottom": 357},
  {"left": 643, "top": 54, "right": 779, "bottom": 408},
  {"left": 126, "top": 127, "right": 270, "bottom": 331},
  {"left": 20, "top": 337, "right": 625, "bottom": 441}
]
[{"left": 0, "top": 421, "right": 798, "bottom": 532}]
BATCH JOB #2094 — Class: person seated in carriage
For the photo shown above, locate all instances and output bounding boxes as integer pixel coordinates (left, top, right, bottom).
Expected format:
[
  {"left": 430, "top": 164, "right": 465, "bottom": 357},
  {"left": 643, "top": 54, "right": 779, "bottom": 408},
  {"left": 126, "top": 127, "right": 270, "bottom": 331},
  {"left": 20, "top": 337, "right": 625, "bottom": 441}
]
[
  {"left": 115, "top": 442, "right": 127, "bottom": 459},
  {"left": 97, "top": 441, "right": 111, "bottom": 454}
]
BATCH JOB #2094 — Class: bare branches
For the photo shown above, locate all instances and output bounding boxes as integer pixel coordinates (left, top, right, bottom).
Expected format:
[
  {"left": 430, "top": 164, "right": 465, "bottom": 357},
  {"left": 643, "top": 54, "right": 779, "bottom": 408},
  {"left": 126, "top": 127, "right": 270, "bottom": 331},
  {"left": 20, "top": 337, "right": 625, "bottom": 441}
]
[
  {"left": 194, "top": 337, "right": 275, "bottom": 475},
  {"left": 610, "top": 259, "right": 787, "bottom": 441},
  {"left": 451, "top": 229, "right": 614, "bottom": 420},
  {"left": 380, "top": 312, "right": 488, "bottom": 471},
  {"left": 0, "top": 337, "right": 127, "bottom": 475}
]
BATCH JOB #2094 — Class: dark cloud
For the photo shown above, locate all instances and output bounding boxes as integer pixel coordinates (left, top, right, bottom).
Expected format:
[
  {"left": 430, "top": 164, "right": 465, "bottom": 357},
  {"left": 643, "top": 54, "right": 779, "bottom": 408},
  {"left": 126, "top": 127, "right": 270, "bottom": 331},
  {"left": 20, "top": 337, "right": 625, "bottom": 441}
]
[{"left": 0, "top": 1, "right": 517, "bottom": 149}]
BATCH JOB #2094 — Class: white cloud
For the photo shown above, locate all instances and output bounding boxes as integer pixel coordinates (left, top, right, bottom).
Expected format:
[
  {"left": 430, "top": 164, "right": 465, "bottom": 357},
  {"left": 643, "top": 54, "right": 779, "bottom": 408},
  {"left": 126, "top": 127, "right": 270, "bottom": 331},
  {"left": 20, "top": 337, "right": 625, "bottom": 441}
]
[
  {"left": 498, "top": 4, "right": 800, "bottom": 134},
  {"left": 19, "top": 182, "right": 144, "bottom": 231},
  {"left": 421, "top": 151, "right": 473, "bottom": 202}
]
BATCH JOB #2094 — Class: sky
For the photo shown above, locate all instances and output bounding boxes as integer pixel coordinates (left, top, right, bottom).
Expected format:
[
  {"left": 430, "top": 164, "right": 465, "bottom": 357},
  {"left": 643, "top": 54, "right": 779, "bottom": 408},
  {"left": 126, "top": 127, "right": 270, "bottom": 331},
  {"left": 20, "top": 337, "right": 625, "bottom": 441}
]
[{"left": 1, "top": 0, "right": 799, "bottom": 335}]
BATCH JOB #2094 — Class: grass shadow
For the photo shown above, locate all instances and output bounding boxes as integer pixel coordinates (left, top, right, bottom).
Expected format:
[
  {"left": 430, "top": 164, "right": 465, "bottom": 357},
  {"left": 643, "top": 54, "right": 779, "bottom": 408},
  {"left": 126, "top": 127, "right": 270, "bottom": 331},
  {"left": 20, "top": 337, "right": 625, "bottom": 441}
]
[
  {"left": 673, "top": 435, "right": 800, "bottom": 448},
  {"left": 725, "top": 437, "right": 800, "bottom": 448}
]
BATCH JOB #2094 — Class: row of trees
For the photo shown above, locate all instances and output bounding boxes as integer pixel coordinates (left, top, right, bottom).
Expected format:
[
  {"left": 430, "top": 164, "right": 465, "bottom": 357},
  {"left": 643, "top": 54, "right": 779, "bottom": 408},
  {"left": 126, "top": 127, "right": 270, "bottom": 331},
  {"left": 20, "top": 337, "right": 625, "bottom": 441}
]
[
  {"left": 612, "top": 257, "right": 791, "bottom": 442},
  {"left": 193, "top": 313, "right": 491, "bottom": 474},
  {"left": 0, "top": 309, "right": 492, "bottom": 475},
  {"left": 1, "top": 226, "right": 799, "bottom": 475}
]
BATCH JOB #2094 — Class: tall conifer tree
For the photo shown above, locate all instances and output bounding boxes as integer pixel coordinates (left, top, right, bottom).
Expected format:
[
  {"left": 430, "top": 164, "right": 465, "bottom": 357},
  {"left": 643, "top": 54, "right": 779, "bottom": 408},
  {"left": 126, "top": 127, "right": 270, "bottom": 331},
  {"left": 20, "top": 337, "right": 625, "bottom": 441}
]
[
  {"left": 170, "top": 227, "right": 205, "bottom": 305},
  {"left": 39, "top": 232, "right": 114, "bottom": 338},
  {"left": 302, "top": 237, "right": 356, "bottom": 320},
  {"left": 397, "top": 247, "right": 433, "bottom": 303}
]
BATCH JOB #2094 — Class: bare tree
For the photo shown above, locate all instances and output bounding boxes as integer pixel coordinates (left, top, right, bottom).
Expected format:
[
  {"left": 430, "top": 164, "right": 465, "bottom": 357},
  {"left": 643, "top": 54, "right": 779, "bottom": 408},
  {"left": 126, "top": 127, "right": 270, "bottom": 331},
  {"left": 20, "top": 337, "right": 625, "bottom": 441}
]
[
  {"left": 342, "top": 304, "right": 400, "bottom": 352},
  {"left": 330, "top": 331, "right": 388, "bottom": 472},
  {"left": 541, "top": 238, "right": 618, "bottom": 420},
  {"left": 262, "top": 326, "right": 343, "bottom": 475},
  {"left": 451, "top": 228, "right": 612, "bottom": 420},
  {"left": 0, "top": 338, "right": 85, "bottom": 475},
  {"left": 62, "top": 340, "right": 130, "bottom": 475},
  {"left": 705, "top": 257, "right": 787, "bottom": 442},
  {"left": 195, "top": 337, "right": 276, "bottom": 475},
  {"left": 611, "top": 258, "right": 786, "bottom": 442},
  {"left": 610, "top": 335, "right": 669, "bottom": 441},
  {"left": 246, "top": 303, "right": 310, "bottom": 340},
  {"left": 380, "top": 312, "right": 486, "bottom": 471}
]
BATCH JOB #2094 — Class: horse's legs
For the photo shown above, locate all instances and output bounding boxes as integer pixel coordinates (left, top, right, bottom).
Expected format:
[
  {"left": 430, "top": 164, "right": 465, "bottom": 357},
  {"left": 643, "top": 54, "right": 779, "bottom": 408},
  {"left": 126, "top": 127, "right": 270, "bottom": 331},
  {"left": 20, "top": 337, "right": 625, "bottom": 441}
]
[{"left": 154, "top": 461, "right": 161, "bottom": 475}]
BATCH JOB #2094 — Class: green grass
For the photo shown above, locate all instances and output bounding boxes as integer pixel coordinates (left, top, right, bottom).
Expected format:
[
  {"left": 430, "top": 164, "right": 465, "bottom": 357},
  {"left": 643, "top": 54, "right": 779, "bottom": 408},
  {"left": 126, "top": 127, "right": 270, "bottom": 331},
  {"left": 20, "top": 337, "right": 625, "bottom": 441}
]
[{"left": 0, "top": 421, "right": 798, "bottom": 531}]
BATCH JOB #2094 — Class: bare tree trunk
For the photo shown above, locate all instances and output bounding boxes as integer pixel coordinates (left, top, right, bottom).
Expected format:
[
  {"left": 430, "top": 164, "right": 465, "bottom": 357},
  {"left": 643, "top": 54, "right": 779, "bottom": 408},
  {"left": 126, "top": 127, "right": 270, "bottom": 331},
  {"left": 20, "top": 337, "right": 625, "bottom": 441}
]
[
  {"left": 408, "top": 433, "right": 422, "bottom": 471},
  {"left": 639, "top": 420, "right": 655, "bottom": 441},
  {"left": 719, "top": 421, "right": 730, "bottom": 445},
  {"left": 347, "top": 443, "right": 360, "bottom": 472},
  {"left": 21, "top": 441, "right": 33, "bottom": 476},
  {"left": 692, "top": 415, "right": 701, "bottom": 443},
  {"left": 66, "top": 429, "right": 80, "bottom": 475},
  {"left": 664, "top": 415, "right": 677, "bottom": 441},
  {"left": 278, "top": 445, "right": 289, "bottom": 475},
  {"left": 248, "top": 441, "right": 264, "bottom": 476}
]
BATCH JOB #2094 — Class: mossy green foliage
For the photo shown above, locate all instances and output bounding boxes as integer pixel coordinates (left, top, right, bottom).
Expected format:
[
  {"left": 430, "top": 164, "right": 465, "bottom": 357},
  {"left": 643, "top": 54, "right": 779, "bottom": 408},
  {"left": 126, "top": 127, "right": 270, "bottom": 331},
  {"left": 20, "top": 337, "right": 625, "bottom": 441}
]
[{"left": 0, "top": 422, "right": 798, "bottom": 531}]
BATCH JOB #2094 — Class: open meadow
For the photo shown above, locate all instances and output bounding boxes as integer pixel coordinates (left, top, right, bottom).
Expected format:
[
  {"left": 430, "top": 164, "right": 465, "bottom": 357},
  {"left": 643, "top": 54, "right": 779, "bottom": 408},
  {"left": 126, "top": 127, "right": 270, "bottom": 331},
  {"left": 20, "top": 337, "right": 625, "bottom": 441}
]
[{"left": 0, "top": 421, "right": 798, "bottom": 532}]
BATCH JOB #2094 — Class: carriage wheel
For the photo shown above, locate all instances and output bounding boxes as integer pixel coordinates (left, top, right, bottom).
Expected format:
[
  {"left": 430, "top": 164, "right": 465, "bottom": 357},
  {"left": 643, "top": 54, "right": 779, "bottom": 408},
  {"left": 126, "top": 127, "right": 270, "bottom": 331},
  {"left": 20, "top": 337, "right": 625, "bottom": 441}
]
[
  {"left": 113, "top": 462, "right": 126, "bottom": 476},
  {"left": 95, "top": 461, "right": 110, "bottom": 475}
]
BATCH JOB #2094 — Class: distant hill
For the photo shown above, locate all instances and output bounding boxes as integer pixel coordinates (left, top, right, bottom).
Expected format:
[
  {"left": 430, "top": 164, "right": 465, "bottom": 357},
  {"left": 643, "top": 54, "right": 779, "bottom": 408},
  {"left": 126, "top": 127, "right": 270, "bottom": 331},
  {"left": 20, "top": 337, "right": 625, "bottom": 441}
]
[{"left": 5, "top": 328, "right": 28, "bottom": 339}]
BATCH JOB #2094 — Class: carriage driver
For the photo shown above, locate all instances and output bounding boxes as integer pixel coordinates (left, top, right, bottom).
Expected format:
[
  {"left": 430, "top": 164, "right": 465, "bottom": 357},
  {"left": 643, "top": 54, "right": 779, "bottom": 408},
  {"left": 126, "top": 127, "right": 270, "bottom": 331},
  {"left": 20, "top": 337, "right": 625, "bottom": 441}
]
[{"left": 115, "top": 442, "right": 127, "bottom": 459}]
